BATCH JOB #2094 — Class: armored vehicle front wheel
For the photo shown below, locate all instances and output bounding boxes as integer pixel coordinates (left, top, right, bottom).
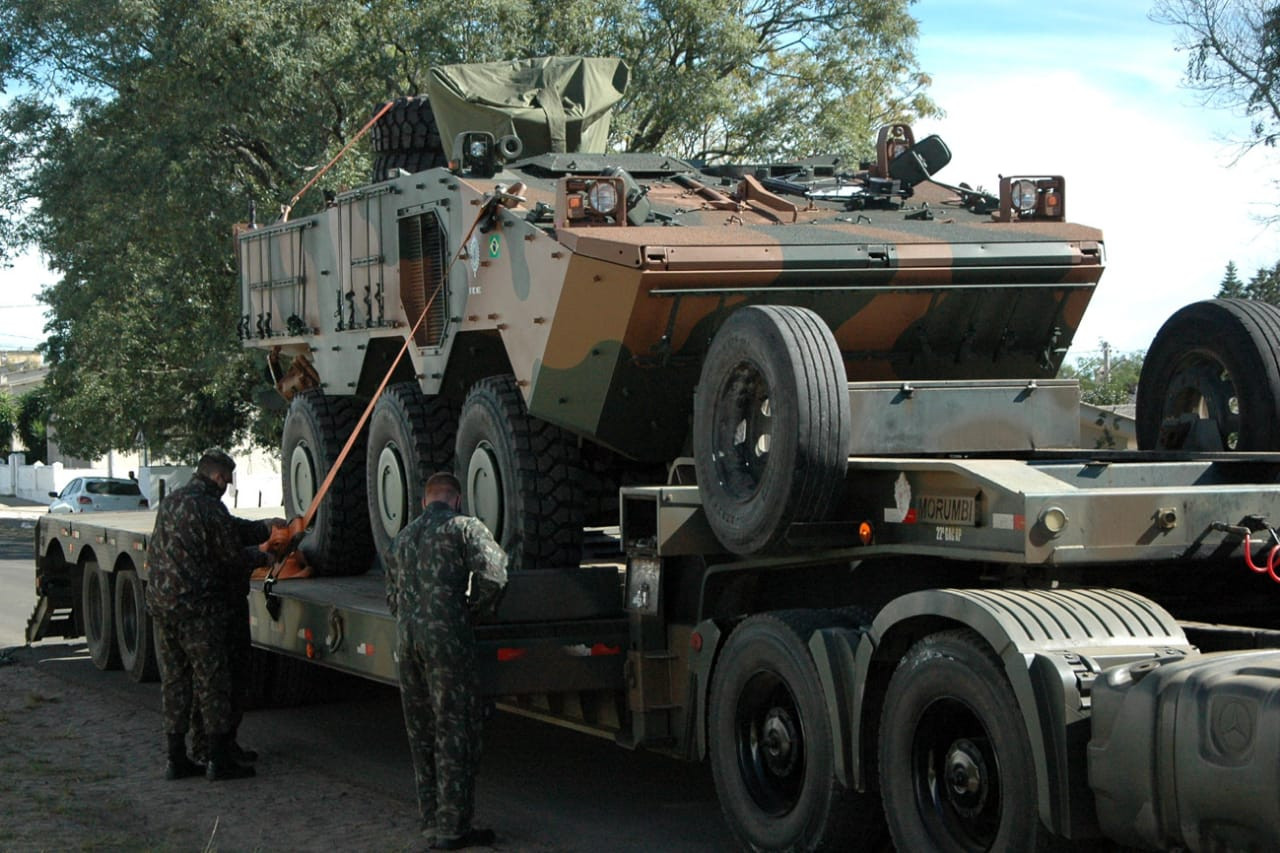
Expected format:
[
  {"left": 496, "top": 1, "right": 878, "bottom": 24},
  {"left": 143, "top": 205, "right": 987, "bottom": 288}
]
[
  {"left": 879, "top": 630, "right": 1049, "bottom": 852},
  {"left": 710, "top": 611, "right": 882, "bottom": 851},
  {"left": 1137, "top": 298, "right": 1280, "bottom": 451},
  {"left": 455, "top": 375, "right": 584, "bottom": 571},
  {"left": 366, "top": 383, "right": 457, "bottom": 558},
  {"left": 693, "top": 305, "right": 850, "bottom": 555},
  {"left": 282, "top": 390, "right": 375, "bottom": 575}
]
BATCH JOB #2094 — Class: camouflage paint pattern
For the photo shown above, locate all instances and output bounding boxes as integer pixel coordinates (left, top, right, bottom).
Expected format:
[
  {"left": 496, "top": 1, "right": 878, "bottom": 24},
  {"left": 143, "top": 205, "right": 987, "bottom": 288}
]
[
  {"left": 383, "top": 500, "right": 508, "bottom": 835},
  {"left": 154, "top": 611, "right": 233, "bottom": 736},
  {"left": 239, "top": 138, "right": 1104, "bottom": 462}
]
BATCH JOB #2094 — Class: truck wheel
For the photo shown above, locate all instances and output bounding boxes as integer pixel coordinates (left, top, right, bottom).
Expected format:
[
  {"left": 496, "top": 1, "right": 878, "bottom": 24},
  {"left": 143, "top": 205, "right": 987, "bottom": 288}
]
[
  {"left": 455, "top": 375, "right": 584, "bottom": 571},
  {"left": 879, "top": 629, "right": 1049, "bottom": 852},
  {"left": 81, "top": 560, "right": 121, "bottom": 671},
  {"left": 113, "top": 568, "right": 158, "bottom": 682},
  {"left": 366, "top": 383, "right": 457, "bottom": 558},
  {"left": 282, "top": 390, "right": 375, "bottom": 576},
  {"left": 710, "top": 611, "right": 883, "bottom": 851},
  {"left": 1137, "top": 298, "right": 1280, "bottom": 450},
  {"left": 693, "top": 305, "right": 849, "bottom": 554}
]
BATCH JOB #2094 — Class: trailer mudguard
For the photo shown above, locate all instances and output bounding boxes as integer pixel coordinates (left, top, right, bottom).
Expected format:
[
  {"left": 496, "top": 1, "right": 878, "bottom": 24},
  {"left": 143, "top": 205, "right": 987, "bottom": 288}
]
[{"left": 841, "top": 588, "right": 1191, "bottom": 839}]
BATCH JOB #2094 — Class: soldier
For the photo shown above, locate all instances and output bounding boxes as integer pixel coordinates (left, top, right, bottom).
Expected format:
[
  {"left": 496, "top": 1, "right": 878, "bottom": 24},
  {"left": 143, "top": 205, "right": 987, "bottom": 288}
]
[
  {"left": 145, "top": 448, "right": 279, "bottom": 782},
  {"left": 385, "top": 472, "right": 508, "bottom": 850}
]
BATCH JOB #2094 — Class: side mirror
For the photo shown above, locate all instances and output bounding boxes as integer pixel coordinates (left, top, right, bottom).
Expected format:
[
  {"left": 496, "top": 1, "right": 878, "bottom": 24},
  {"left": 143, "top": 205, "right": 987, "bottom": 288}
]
[{"left": 888, "top": 135, "right": 952, "bottom": 188}]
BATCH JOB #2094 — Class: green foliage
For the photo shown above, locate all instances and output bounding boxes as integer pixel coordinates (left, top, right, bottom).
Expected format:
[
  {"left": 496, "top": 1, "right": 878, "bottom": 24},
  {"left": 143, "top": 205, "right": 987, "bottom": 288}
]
[
  {"left": 1217, "top": 259, "right": 1280, "bottom": 304},
  {"left": 1059, "top": 345, "right": 1145, "bottom": 406},
  {"left": 17, "top": 385, "right": 50, "bottom": 463},
  {"left": 0, "top": 0, "right": 935, "bottom": 457},
  {"left": 0, "top": 391, "right": 17, "bottom": 453}
]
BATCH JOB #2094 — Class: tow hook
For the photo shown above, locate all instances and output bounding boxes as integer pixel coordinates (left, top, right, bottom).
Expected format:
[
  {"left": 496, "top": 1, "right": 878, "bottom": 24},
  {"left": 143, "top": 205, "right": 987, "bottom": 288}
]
[{"left": 263, "top": 576, "right": 282, "bottom": 621}]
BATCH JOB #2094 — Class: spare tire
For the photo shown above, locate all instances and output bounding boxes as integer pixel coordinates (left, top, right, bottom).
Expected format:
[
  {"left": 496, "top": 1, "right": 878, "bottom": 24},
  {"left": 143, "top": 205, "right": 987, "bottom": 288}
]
[
  {"left": 1136, "top": 299, "right": 1280, "bottom": 450},
  {"left": 371, "top": 96, "right": 444, "bottom": 155},
  {"left": 693, "top": 305, "right": 850, "bottom": 555}
]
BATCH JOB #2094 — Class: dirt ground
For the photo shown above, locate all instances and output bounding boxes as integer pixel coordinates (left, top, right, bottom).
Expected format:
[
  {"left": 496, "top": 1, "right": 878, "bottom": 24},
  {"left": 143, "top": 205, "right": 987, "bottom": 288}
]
[{"left": 0, "top": 650, "right": 425, "bottom": 852}]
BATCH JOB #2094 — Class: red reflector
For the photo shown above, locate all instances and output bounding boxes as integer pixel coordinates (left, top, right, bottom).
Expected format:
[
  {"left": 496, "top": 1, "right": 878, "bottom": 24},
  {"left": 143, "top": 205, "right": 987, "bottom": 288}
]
[
  {"left": 78, "top": 496, "right": 92, "bottom": 504},
  {"left": 304, "top": 628, "right": 314, "bottom": 642},
  {"left": 497, "top": 647, "right": 527, "bottom": 662},
  {"left": 590, "top": 643, "right": 621, "bottom": 656},
  {"left": 690, "top": 632, "right": 703, "bottom": 653}
]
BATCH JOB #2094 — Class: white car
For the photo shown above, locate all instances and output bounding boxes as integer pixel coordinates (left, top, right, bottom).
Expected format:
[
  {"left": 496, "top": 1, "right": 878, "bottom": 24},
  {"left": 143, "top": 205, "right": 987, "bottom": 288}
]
[{"left": 48, "top": 477, "right": 149, "bottom": 513}]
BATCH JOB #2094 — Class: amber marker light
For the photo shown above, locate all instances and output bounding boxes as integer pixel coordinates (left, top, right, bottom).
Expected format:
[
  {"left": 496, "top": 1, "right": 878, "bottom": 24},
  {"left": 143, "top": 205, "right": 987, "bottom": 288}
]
[{"left": 858, "top": 521, "right": 874, "bottom": 545}]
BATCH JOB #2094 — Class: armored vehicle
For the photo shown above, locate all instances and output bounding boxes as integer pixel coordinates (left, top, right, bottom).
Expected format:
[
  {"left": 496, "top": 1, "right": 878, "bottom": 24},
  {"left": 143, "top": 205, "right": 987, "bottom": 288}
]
[{"left": 237, "top": 55, "right": 1103, "bottom": 574}]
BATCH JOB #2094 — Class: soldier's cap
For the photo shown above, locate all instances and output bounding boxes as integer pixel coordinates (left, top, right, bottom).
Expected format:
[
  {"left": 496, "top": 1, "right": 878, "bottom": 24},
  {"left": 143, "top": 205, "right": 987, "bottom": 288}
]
[{"left": 197, "top": 448, "right": 236, "bottom": 472}]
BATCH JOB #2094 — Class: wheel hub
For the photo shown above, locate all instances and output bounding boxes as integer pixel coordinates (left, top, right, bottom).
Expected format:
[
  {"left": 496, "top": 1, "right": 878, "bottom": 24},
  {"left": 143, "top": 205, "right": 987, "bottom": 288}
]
[
  {"left": 375, "top": 443, "right": 407, "bottom": 537},
  {"left": 466, "top": 441, "right": 503, "bottom": 538},
  {"left": 761, "top": 706, "right": 799, "bottom": 777},
  {"left": 289, "top": 442, "right": 317, "bottom": 517},
  {"left": 944, "top": 737, "right": 990, "bottom": 818},
  {"left": 714, "top": 361, "right": 773, "bottom": 499}
]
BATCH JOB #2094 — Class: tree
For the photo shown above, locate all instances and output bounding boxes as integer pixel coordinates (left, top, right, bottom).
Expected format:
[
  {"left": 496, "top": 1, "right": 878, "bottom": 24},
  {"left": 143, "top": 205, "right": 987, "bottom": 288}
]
[
  {"left": 1152, "top": 0, "right": 1280, "bottom": 151},
  {"left": 17, "top": 385, "right": 50, "bottom": 463},
  {"left": 1059, "top": 344, "right": 1145, "bottom": 406},
  {"left": 1218, "top": 259, "right": 1246, "bottom": 296},
  {"left": 0, "top": 390, "right": 17, "bottom": 454},
  {"left": 0, "top": 0, "right": 936, "bottom": 459}
]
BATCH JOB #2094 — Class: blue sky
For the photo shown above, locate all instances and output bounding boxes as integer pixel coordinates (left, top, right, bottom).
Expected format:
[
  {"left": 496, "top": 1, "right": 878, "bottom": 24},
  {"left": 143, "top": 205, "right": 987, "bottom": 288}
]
[{"left": 1, "top": 2, "right": 1278, "bottom": 356}]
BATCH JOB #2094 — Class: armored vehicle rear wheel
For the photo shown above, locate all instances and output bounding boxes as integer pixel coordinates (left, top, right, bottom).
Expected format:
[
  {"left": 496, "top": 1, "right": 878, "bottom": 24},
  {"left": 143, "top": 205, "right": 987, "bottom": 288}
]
[
  {"left": 710, "top": 611, "right": 882, "bottom": 851},
  {"left": 879, "top": 630, "right": 1049, "bottom": 852},
  {"left": 282, "top": 390, "right": 374, "bottom": 575},
  {"left": 693, "top": 305, "right": 850, "bottom": 555},
  {"left": 455, "top": 375, "right": 584, "bottom": 571},
  {"left": 1137, "top": 299, "right": 1280, "bottom": 451},
  {"left": 114, "top": 568, "right": 158, "bottom": 682},
  {"left": 366, "top": 383, "right": 457, "bottom": 558}
]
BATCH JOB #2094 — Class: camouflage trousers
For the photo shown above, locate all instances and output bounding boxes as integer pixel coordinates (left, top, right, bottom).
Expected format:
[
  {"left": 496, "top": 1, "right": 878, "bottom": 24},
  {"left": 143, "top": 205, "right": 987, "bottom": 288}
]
[
  {"left": 190, "top": 596, "right": 252, "bottom": 757},
  {"left": 153, "top": 609, "right": 233, "bottom": 739},
  {"left": 397, "top": 619, "right": 483, "bottom": 836}
]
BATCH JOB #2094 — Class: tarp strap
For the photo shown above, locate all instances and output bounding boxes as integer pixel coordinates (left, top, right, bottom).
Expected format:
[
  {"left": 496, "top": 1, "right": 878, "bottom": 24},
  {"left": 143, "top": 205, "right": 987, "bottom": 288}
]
[{"left": 537, "top": 86, "right": 568, "bottom": 153}]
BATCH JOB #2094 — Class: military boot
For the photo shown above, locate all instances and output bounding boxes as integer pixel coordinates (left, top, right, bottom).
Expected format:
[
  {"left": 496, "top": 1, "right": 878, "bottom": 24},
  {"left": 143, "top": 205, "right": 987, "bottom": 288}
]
[
  {"left": 164, "top": 732, "right": 205, "bottom": 780},
  {"left": 205, "top": 732, "right": 256, "bottom": 781}
]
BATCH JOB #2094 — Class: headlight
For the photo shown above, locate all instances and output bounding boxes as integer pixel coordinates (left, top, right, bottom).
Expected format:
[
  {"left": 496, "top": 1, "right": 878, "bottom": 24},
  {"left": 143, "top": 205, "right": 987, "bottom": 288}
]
[
  {"left": 1011, "top": 179, "right": 1038, "bottom": 215},
  {"left": 587, "top": 181, "right": 619, "bottom": 215},
  {"left": 468, "top": 138, "right": 489, "bottom": 159}
]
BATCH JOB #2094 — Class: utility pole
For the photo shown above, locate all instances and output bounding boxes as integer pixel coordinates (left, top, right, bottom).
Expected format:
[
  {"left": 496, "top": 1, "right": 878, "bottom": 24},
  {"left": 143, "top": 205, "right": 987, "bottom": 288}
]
[{"left": 1101, "top": 341, "right": 1112, "bottom": 388}]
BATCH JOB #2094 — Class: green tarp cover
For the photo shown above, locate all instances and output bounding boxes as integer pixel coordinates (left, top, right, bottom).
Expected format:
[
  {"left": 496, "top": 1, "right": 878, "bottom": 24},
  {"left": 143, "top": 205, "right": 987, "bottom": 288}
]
[{"left": 427, "top": 56, "right": 629, "bottom": 158}]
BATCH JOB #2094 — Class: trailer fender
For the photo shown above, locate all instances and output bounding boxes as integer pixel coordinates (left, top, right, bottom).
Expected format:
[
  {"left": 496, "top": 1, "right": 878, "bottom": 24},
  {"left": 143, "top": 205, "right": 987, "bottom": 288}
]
[
  {"left": 687, "top": 618, "right": 725, "bottom": 761},
  {"left": 847, "top": 588, "right": 1190, "bottom": 839}
]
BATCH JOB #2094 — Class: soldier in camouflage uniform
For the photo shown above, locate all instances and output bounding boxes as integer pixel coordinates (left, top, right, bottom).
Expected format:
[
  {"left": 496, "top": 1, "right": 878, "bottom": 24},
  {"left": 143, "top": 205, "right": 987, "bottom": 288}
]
[
  {"left": 385, "top": 472, "right": 508, "bottom": 850},
  {"left": 145, "top": 449, "right": 277, "bottom": 782}
]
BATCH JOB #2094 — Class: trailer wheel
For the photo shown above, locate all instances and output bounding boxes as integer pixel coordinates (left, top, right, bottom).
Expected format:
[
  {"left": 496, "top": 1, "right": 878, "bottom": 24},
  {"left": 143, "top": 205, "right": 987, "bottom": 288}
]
[
  {"left": 282, "top": 390, "right": 375, "bottom": 575},
  {"left": 455, "top": 375, "right": 584, "bottom": 572},
  {"left": 879, "top": 629, "right": 1048, "bottom": 852},
  {"left": 81, "top": 560, "right": 121, "bottom": 671},
  {"left": 366, "top": 383, "right": 457, "bottom": 558},
  {"left": 710, "top": 611, "right": 882, "bottom": 851},
  {"left": 1137, "top": 298, "right": 1280, "bottom": 450},
  {"left": 693, "top": 305, "right": 849, "bottom": 555},
  {"left": 113, "top": 569, "right": 158, "bottom": 682}
]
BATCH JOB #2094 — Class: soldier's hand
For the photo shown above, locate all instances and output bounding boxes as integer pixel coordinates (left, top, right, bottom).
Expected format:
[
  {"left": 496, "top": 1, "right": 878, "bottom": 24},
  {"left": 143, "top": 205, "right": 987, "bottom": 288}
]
[{"left": 260, "top": 516, "right": 305, "bottom": 558}]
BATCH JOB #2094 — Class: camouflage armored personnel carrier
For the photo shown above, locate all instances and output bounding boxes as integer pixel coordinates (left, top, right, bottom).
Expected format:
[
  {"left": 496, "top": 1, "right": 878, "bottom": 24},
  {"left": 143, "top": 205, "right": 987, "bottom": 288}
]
[{"left": 237, "top": 56, "right": 1103, "bottom": 574}]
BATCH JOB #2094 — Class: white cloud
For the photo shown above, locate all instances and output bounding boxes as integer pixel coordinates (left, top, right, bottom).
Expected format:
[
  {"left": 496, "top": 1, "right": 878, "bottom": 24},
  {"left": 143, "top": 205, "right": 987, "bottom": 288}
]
[{"left": 913, "top": 7, "right": 1280, "bottom": 356}]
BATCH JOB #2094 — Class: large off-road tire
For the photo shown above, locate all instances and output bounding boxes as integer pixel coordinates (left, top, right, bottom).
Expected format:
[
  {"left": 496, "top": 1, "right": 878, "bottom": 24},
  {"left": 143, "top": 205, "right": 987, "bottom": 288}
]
[
  {"left": 366, "top": 383, "right": 457, "bottom": 558},
  {"left": 81, "top": 560, "right": 121, "bottom": 671},
  {"left": 455, "top": 375, "right": 584, "bottom": 571},
  {"left": 879, "top": 629, "right": 1052, "bottom": 852},
  {"left": 371, "top": 96, "right": 444, "bottom": 154},
  {"left": 114, "top": 568, "right": 158, "bottom": 682},
  {"left": 1137, "top": 298, "right": 1280, "bottom": 451},
  {"left": 693, "top": 305, "right": 850, "bottom": 555},
  {"left": 710, "top": 610, "right": 884, "bottom": 851},
  {"left": 282, "top": 390, "right": 374, "bottom": 576}
]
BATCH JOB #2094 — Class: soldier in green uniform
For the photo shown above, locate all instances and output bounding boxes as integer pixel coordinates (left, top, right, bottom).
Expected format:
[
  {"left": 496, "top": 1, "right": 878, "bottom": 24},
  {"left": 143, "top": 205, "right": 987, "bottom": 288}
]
[
  {"left": 145, "top": 449, "right": 276, "bottom": 782},
  {"left": 385, "top": 472, "right": 508, "bottom": 850}
]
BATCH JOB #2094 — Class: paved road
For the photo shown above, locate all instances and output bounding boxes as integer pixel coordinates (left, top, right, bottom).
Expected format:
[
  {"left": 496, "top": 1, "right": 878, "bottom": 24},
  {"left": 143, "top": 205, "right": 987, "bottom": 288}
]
[{"left": 0, "top": 512, "right": 735, "bottom": 851}]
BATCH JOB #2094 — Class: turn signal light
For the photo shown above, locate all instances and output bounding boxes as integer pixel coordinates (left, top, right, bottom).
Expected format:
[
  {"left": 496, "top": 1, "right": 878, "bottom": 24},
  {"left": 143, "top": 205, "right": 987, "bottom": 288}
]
[{"left": 858, "top": 521, "right": 874, "bottom": 545}]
